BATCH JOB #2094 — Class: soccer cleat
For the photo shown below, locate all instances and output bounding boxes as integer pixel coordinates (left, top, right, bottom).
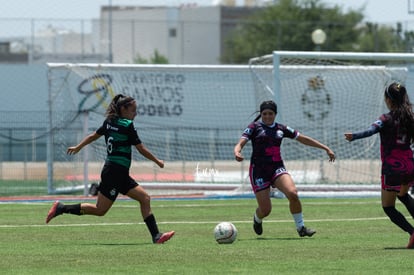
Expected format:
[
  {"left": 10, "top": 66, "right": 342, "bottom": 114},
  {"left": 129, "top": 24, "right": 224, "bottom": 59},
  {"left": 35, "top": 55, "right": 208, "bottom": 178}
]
[
  {"left": 46, "top": 200, "right": 63, "bottom": 224},
  {"left": 407, "top": 232, "right": 414, "bottom": 249},
  {"left": 297, "top": 226, "right": 316, "bottom": 237},
  {"left": 154, "top": 231, "right": 175, "bottom": 244},
  {"left": 253, "top": 217, "right": 263, "bottom": 235}
]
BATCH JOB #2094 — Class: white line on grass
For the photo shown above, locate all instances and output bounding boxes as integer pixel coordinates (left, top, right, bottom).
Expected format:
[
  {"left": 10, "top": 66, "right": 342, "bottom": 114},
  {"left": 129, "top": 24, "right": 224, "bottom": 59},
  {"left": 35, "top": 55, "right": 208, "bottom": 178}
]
[
  {"left": 0, "top": 216, "right": 390, "bottom": 229},
  {"left": 0, "top": 200, "right": 381, "bottom": 207}
]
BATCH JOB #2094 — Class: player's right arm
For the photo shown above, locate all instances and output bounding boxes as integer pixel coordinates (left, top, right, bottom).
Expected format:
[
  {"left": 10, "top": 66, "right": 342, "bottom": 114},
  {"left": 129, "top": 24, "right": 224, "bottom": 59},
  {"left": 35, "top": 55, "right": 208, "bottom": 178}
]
[
  {"left": 234, "top": 138, "right": 248, "bottom": 162},
  {"left": 67, "top": 132, "right": 102, "bottom": 155},
  {"left": 235, "top": 123, "right": 255, "bottom": 162}
]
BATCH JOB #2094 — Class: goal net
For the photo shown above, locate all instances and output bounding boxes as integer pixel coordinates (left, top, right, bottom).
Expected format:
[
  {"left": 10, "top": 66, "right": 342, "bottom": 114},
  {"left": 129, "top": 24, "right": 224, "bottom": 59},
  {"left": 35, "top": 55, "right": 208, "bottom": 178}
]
[
  {"left": 249, "top": 51, "right": 414, "bottom": 194},
  {"left": 46, "top": 64, "right": 255, "bottom": 195}
]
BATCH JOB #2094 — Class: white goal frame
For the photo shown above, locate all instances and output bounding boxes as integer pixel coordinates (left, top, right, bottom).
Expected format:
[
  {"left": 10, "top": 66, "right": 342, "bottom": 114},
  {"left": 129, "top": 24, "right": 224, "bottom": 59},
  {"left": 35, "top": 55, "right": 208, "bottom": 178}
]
[
  {"left": 248, "top": 51, "right": 414, "bottom": 196},
  {"left": 271, "top": 51, "right": 414, "bottom": 102}
]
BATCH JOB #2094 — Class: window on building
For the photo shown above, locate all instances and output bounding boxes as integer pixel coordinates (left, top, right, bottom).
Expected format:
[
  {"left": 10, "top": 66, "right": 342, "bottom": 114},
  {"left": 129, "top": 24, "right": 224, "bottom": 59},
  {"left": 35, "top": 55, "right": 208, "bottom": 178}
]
[{"left": 169, "top": 28, "right": 177, "bottom": 38}]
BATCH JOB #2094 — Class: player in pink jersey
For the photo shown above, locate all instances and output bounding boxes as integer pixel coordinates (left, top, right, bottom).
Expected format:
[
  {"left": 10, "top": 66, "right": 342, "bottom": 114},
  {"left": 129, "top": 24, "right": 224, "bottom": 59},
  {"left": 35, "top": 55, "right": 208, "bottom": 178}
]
[
  {"left": 234, "top": 100, "right": 335, "bottom": 237},
  {"left": 345, "top": 82, "right": 414, "bottom": 249}
]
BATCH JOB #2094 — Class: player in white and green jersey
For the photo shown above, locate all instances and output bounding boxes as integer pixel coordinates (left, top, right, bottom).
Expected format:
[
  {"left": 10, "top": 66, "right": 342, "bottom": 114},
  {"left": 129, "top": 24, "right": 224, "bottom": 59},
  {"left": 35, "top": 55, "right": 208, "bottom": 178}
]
[{"left": 46, "top": 94, "right": 174, "bottom": 244}]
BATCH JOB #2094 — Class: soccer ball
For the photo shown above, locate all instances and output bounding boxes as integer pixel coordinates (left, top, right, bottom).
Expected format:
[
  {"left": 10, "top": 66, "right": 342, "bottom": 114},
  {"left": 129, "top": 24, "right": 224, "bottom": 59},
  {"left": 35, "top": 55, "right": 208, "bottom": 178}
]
[{"left": 214, "top": 222, "right": 237, "bottom": 244}]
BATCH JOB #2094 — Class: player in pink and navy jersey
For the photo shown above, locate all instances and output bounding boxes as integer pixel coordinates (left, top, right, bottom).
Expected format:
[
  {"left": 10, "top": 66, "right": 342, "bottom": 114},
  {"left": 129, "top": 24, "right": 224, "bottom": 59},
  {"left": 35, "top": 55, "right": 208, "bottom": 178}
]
[
  {"left": 345, "top": 82, "right": 414, "bottom": 249},
  {"left": 234, "top": 100, "right": 335, "bottom": 237}
]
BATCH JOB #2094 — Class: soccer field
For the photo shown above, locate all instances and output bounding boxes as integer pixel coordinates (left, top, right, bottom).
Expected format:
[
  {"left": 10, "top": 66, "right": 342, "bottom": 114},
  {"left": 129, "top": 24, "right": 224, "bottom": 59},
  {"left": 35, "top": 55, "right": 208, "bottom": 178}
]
[{"left": 1, "top": 197, "right": 413, "bottom": 274}]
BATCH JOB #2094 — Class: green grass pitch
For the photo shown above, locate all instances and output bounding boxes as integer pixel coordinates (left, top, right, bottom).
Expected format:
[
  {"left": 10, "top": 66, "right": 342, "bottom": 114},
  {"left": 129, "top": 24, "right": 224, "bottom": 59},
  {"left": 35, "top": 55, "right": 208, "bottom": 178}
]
[{"left": 1, "top": 197, "right": 414, "bottom": 274}]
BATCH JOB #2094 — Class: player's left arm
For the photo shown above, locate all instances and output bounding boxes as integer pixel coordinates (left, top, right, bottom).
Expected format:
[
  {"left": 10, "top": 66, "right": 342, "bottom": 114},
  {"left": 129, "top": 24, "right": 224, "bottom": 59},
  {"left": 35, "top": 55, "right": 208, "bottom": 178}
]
[
  {"left": 135, "top": 143, "right": 164, "bottom": 168},
  {"left": 296, "top": 134, "right": 335, "bottom": 162}
]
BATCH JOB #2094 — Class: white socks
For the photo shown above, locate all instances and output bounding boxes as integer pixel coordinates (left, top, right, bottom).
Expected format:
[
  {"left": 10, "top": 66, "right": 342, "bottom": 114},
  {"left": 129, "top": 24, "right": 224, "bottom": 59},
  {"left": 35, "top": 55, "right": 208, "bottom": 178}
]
[
  {"left": 255, "top": 211, "right": 305, "bottom": 230},
  {"left": 254, "top": 212, "right": 262, "bottom": 224},
  {"left": 293, "top": 213, "right": 304, "bottom": 230}
]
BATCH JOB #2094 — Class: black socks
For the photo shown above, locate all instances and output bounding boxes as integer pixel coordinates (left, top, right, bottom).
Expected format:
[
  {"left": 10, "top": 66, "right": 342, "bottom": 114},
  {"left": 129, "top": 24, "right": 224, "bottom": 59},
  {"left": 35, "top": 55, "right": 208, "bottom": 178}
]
[
  {"left": 397, "top": 193, "right": 414, "bottom": 218},
  {"left": 144, "top": 214, "right": 160, "bottom": 239},
  {"left": 383, "top": 206, "right": 414, "bottom": 234},
  {"left": 62, "top": 203, "right": 83, "bottom": 215}
]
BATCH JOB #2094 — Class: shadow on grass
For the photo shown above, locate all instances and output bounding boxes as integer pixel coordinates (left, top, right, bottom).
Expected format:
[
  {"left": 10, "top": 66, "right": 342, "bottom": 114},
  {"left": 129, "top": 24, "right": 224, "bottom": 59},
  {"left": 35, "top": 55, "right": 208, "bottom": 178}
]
[
  {"left": 384, "top": 246, "right": 410, "bottom": 250},
  {"left": 238, "top": 237, "right": 310, "bottom": 241},
  {"left": 81, "top": 242, "right": 152, "bottom": 246}
]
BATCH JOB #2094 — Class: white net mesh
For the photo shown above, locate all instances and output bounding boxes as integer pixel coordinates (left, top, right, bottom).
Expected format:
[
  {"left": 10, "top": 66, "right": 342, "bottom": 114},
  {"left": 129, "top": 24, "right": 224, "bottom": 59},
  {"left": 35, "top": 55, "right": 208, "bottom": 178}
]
[
  {"left": 47, "top": 64, "right": 254, "bottom": 195},
  {"left": 249, "top": 52, "right": 411, "bottom": 187}
]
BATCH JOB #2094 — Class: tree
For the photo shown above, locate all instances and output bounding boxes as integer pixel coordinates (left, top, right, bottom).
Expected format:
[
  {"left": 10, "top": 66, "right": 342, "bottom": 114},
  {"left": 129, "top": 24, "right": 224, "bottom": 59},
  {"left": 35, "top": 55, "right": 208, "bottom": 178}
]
[
  {"left": 356, "top": 22, "right": 414, "bottom": 53},
  {"left": 133, "top": 49, "right": 169, "bottom": 64},
  {"left": 222, "top": 0, "right": 364, "bottom": 63}
]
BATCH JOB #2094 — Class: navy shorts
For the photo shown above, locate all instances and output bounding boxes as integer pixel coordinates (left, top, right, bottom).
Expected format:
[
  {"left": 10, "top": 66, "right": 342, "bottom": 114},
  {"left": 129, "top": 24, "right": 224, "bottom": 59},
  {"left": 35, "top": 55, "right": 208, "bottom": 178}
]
[
  {"left": 249, "top": 161, "right": 289, "bottom": 193},
  {"left": 381, "top": 156, "right": 414, "bottom": 192},
  {"left": 99, "top": 162, "right": 139, "bottom": 201},
  {"left": 381, "top": 174, "right": 414, "bottom": 192}
]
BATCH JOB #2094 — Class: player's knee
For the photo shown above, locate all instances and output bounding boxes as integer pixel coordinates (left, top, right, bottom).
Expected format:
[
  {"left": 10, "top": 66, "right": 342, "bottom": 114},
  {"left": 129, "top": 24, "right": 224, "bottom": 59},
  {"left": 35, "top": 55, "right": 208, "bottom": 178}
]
[
  {"left": 285, "top": 189, "right": 299, "bottom": 201},
  {"left": 144, "top": 193, "right": 151, "bottom": 203},
  {"left": 383, "top": 205, "right": 395, "bottom": 215},
  {"left": 261, "top": 207, "right": 272, "bottom": 217},
  {"left": 383, "top": 206, "right": 398, "bottom": 220},
  {"left": 94, "top": 207, "right": 109, "bottom": 216},
  {"left": 138, "top": 193, "right": 151, "bottom": 207}
]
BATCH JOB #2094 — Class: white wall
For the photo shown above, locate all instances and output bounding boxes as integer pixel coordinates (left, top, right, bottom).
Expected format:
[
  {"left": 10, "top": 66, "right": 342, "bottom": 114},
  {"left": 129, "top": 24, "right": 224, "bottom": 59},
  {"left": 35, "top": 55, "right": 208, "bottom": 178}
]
[{"left": 99, "top": 6, "right": 222, "bottom": 64}]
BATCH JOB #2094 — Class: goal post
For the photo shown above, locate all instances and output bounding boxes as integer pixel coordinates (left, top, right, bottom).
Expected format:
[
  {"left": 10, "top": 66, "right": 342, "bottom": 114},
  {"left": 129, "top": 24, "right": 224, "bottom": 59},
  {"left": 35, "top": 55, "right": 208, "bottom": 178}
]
[
  {"left": 45, "top": 54, "right": 414, "bottom": 197},
  {"left": 249, "top": 51, "right": 414, "bottom": 189}
]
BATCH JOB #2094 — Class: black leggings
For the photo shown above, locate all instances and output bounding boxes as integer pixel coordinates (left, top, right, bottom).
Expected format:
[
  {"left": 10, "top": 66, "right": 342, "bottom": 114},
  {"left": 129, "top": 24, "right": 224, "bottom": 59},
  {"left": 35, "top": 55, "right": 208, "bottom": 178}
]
[{"left": 383, "top": 206, "right": 414, "bottom": 235}]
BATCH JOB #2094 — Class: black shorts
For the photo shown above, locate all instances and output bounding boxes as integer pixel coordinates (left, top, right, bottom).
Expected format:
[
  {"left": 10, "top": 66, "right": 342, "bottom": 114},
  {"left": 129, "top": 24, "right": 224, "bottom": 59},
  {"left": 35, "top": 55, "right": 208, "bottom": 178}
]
[
  {"left": 249, "top": 161, "right": 288, "bottom": 193},
  {"left": 98, "top": 162, "right": 139, "bottom": 201}
]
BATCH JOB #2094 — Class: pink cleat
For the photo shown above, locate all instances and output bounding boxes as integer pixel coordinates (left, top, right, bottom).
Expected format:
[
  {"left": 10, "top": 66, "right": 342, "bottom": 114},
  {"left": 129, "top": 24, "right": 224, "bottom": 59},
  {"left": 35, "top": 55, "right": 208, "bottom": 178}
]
[
  {"left": 46, "top": 201, "right": 63, "bottom": 224},
  {"left": 154, "top": 231, "right": 175, "bottom": 244}
]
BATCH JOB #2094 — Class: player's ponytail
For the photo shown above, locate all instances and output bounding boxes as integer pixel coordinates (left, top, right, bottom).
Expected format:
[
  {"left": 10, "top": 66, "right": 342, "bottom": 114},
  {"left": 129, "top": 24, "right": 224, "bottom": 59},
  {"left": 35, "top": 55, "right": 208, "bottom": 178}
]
[
  {"left": 106, "top": 94, "right": 135, "bottom": 120},
  {"left": 253, "top": 112, "right": 261, "bottom": 122},
  {"left": 385, "top": 83, "right": 414, "bottom": 142}
]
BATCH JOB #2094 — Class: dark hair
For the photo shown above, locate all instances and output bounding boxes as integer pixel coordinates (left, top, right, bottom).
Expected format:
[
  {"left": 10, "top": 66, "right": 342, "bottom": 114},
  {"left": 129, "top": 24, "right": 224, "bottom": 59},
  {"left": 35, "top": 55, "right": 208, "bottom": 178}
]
[
  {"left": 105, "top": 94, "right": 135, "bottom": 120},
  {"left": 384, "top": 82, "right": 414, "bottom": 142},
  {"left": 254, "top": 100, "right": 278, "bottom": 122}
]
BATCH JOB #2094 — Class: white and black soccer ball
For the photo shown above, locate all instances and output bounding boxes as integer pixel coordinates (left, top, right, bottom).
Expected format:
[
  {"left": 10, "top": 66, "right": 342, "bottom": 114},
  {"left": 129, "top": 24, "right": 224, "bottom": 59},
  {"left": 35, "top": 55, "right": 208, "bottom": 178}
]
[{"left": 214, "top": 222, "right": 238, "bottom": 244}]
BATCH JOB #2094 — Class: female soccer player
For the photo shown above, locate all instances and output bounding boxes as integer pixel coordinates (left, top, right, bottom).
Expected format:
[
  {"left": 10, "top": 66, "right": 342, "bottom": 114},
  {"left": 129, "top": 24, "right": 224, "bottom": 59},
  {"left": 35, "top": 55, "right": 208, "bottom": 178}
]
[
  {"left": 46, "top": 94, "right": 174, "bottom": 244},
  {"left": 345, "top": 82, "right": 414, "bottom": 249},
  {"left": 234, "top": 100, "right": 335, "bottom": 237}
]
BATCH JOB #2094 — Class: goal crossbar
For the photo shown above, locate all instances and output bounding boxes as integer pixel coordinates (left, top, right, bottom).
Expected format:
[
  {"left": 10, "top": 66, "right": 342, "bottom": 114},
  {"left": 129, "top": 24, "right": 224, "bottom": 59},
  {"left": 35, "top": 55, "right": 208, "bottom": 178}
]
[{"left": 272, "top": 51, "right": 414, "bottom": 61}]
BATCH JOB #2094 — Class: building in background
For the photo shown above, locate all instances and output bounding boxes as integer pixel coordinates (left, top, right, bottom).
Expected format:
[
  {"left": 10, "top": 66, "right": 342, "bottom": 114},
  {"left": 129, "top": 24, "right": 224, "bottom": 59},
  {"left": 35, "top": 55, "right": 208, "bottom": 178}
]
[
  {"left": 31, "top": 25, "right": 105, "bottom": 63},
  {"left": 0, "top": 1, "right": 263, "bottom": 64},
  {"left": 97, "top": 4, "right": 261, "bottom": 64},
  {"left": 0, "top": 41, "right": 28, "bottom": 63}
]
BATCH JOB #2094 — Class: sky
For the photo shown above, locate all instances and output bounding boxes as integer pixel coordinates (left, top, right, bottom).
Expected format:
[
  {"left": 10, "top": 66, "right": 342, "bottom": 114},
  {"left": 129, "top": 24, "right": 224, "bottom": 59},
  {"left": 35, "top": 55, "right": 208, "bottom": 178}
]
[
  {"left": 1, "top": 0, "right": 414, "bottom": 36},
  {"left": 0, "top": 0, "right": 413, "bottom": 22}
]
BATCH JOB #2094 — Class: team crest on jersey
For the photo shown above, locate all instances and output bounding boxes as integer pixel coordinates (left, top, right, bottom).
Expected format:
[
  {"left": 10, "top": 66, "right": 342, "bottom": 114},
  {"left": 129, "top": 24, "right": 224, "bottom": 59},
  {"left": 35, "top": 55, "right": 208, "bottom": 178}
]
[
  {"left": 374, "top": 120, "right": 383, "bottom": 128},
  {"left": 243, "top": 128, "right": 252, "bottom": 135},
  {"left": 276, "top": 130, "right": 284, "bottom": 138}
]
